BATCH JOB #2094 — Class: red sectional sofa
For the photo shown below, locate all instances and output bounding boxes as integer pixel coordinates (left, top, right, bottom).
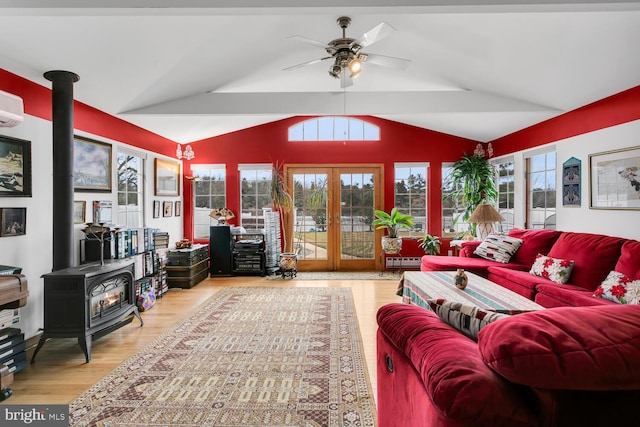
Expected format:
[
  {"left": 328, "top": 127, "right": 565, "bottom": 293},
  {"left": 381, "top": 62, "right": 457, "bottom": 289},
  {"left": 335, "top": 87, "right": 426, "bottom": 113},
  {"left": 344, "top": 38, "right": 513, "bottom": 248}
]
[
  {"left": 420, "top": 228, "right": 640, "bottom": 307},
  {"left": 376, "top": 302, "right": 640, "bottom": 427}
]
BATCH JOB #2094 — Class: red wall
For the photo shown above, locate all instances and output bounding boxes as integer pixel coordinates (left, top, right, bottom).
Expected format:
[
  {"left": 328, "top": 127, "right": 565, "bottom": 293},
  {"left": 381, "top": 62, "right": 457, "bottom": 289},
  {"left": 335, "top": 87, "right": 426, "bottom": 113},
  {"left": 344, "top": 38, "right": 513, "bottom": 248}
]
[
  {"left": 490, "top": 85, "right": 640, "bottom": 155},
  {"left": 0, "top": 68, "right": 177, "bottom": 157},
  {"left": 181, "top": 116, "right": 479, "bottom": 249}
]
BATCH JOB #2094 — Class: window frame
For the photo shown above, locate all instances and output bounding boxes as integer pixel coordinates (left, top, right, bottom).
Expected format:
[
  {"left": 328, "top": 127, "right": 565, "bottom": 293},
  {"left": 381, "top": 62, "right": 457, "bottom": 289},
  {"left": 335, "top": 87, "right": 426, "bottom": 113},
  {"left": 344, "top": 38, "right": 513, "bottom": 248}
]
[
  {"left": 394, "top": 162, "right": 428, "bottom": 237},
  {"left": 116, "top": 148, "right": 145, "bottom": 228},
  {"left": 191, "top": 164, "right": 227, "bottom": 239}
]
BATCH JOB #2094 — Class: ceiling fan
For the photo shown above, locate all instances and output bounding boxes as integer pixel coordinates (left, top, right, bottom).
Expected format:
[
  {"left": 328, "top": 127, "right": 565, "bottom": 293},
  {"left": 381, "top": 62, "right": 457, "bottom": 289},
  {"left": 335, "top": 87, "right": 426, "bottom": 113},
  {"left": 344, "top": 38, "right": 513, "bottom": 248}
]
[{"left": 284, "top": 16, "right": 411, "bottom": 88}]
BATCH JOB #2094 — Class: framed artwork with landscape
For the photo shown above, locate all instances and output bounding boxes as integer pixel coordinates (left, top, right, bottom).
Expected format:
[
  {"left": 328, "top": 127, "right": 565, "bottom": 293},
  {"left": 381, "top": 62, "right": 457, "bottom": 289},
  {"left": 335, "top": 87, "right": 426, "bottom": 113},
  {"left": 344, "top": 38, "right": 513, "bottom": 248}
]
[
  {"left": 589, "top": 146, "right": 640, "bottom": 210},
  {"left": 74, "top": 136, "right": 112, "bottom": 192},
  {"left": 0, "top": 135, "right": 32, "bottom": 197},
  {"left": 154, "top": 158, "right": 180, "bottom": 196}
]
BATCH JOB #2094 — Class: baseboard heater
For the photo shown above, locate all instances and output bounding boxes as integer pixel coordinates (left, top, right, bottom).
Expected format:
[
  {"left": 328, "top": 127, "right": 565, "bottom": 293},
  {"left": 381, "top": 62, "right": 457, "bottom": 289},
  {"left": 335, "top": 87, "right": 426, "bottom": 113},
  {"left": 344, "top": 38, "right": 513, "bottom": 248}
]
[{"left": 385, "top": 257, "right": 422, "bottom": 269}]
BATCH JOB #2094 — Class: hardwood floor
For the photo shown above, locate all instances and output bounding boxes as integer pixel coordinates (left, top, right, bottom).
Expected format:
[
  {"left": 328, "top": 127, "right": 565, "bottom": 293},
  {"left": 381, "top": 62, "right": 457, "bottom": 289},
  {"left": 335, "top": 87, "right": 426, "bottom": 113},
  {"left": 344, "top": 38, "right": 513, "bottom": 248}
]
[{"left": 2, "top": 275, "right": 402, "bottom": 405}]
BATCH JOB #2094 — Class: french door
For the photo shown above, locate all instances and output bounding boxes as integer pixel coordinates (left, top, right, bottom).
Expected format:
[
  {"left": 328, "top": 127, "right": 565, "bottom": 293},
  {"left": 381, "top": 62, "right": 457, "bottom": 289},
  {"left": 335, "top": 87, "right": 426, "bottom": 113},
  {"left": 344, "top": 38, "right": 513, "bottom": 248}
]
[{"left": 285, "top": 165, "right": 382, "bottom": 271}]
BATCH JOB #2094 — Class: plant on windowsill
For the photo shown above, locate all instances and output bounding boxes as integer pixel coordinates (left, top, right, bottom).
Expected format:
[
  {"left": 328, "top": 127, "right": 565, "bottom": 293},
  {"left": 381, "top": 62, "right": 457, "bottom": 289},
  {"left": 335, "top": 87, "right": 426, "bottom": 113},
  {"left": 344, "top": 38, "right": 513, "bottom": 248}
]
[
  {"left": 372, "top": 207, "right": 414, "bottom": 254},
  {"left": 418, "top": 233, "right": 441, "bottom": 256}
]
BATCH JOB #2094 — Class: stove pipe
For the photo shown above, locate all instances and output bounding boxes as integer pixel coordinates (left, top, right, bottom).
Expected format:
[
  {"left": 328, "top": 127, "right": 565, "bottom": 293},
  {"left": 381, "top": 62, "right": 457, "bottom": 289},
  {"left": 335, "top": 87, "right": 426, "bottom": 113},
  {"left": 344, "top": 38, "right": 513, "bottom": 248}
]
[{"left": 45, "top": 70, "right": 80, "bottom": 272}]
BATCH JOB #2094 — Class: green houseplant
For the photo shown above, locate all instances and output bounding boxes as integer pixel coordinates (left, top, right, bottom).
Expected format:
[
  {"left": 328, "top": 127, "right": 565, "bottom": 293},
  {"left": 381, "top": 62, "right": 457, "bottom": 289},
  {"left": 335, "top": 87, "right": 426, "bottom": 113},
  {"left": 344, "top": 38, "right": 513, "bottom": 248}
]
[
  {"left": 418, "top": 234, "right": 441, "bottom": 256},
  {"left": 372, "top": 207, "right": 414, "bottom": 254},
  {"left": 271, "top": 162, "right": 297, "bottom": 276},
  {"left": 446, "top": 153, "right": 498, "bottom": 236}
]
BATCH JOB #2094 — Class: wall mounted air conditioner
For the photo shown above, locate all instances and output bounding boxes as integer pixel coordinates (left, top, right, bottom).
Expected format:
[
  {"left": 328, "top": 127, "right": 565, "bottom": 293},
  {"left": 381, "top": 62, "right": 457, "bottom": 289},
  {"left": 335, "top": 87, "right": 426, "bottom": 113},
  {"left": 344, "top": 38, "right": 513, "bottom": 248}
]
[{"left": 0, "top": 90, "right": 24, "bottom": 127}]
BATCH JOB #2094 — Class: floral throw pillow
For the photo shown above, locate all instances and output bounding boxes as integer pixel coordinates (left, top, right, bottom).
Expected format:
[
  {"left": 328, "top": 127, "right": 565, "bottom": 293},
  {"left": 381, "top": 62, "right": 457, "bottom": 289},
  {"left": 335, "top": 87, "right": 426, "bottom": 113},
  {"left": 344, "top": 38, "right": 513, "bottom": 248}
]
[
  {"left": 593, "top": 271, "right": 640, "bottom": 304},
  {"left": 529, "top": 253, "right": 574, "bottom": 284}
]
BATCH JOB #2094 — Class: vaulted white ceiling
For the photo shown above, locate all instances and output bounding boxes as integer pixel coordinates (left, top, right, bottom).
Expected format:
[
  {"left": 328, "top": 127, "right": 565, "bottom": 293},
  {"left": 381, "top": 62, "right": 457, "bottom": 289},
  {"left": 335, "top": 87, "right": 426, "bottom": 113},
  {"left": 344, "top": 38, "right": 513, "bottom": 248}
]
[{"left": 1, "top": 1, "right": 639, "bottom": 144}]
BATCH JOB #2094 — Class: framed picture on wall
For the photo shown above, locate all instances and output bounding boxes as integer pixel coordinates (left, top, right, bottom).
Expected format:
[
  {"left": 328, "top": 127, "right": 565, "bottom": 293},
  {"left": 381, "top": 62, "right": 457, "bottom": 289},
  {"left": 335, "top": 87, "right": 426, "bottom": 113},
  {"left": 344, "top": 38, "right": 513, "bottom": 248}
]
[
  {"left": 153, "top": 200, "right": 161, "bottom": 218},
  {"left": 93, "top": 200, "right": 113, "bottom": 223},
  {"left": 0, "top": 207, "right": 26, "bottom": 237},
  {"left": 0, "top": 135, "right": 32, "bottom": 197},
  {"left": 74, "top": 136, "right": 112, "bottom": 192},
  {"left": 154, "top": 158, "right": 181, "bottom": 196},
  {"left": 175, "top": 201, "right": 181, "bottom": 217},
  {"left": 562, "top": 157, "right": 581, "bottom": 207},
  {"left": 73, "top": 201, "right": 86, "bottom": 224},
  {"left": 589, "top": 146, "right": 640, "bottom": 210},
  {"left": 163, "top": 201, "right": 173, "bottom": 217}
]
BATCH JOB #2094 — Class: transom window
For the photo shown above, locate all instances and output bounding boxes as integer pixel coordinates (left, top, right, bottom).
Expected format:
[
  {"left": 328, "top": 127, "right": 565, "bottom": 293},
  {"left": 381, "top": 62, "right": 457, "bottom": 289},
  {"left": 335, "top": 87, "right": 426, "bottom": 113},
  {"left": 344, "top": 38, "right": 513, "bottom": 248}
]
[{"left": 288, "top": 117, "right": 380, "bottom": 141}]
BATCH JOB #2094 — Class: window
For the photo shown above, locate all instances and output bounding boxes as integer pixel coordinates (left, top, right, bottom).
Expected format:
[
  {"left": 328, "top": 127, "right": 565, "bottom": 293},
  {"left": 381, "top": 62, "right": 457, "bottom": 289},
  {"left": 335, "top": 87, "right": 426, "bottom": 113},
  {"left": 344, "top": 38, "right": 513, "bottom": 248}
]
[
  {"left": 495, "top": 159, "right": 515, "bottom": 233},
  {"left": 192, "top": 164, "right": 226, "bottom": 239},
  {"left": 441, "top": 164, "right": 467, "bottom": 237},
  {"left": 288, "top": 117, "right": 380, "bottom": 141},
  {"left": 526, "top": 151, "right": 556, "bottom": 229},
  {"left": 116, "top": 150, "right": 144, "bottom": 227},
  {"left": 239, "top": 164, "right": 272, "bottom": 230},
  {"left": 394, "top": 163, "right": 428, "bottom": 236}
]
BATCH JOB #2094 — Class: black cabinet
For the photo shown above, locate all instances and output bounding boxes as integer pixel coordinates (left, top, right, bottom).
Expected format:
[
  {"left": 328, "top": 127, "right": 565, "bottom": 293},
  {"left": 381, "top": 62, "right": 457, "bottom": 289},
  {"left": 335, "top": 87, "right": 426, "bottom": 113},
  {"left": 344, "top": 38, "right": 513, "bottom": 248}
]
[{"left": 233, "top": 232, "right": 266, "bottom": 276}]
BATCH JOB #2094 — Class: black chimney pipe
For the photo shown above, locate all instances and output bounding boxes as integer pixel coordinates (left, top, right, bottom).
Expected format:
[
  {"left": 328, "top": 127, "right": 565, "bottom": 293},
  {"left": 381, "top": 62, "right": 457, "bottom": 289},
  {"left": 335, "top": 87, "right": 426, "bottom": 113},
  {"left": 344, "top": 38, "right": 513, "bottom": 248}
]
[{"left": 45, "top": 70, "right": 80, "bottom": 272}]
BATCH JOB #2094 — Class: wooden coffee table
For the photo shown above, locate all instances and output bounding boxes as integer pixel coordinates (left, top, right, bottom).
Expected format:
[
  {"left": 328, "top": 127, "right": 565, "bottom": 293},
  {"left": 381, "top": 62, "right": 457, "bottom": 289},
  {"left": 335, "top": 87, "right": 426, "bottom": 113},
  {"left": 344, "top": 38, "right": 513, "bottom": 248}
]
[{"left": 400, "top": 270, "right": 544, "bottom": 314}]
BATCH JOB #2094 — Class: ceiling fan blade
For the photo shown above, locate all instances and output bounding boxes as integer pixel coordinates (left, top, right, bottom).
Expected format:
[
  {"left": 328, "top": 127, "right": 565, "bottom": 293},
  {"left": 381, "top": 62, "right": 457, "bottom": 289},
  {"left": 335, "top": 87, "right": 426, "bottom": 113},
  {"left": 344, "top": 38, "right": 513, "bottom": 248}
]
[
  {"left": 340, "top": 74, "right": 354, "bottom": 89},
  {"left": 287, "top": 35, "right": 329, "bottom": 49},
  {"left": 365, "top": 53, "right": 412, "bottom": 70},
  {"left": 353, "top": 22, "right": 397, "bottom": 48},
  {"left": 283, "top": 56, "right": 331, "bottom": 71}
]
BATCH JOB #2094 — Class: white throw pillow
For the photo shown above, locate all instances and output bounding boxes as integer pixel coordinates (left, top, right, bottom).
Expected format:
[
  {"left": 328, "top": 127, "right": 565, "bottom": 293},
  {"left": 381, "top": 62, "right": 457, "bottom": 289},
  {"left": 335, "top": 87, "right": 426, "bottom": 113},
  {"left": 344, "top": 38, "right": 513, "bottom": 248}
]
[{"left": 473, "top": 234, "right": 523, "bottom": 263}]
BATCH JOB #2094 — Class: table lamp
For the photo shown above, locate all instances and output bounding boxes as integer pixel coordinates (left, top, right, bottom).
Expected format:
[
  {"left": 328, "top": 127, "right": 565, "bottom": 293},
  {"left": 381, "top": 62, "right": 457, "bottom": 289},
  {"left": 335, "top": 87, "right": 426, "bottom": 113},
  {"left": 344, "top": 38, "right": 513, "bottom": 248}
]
[{"left": 468, "top": 203, "right": 504, "bottom": 240}]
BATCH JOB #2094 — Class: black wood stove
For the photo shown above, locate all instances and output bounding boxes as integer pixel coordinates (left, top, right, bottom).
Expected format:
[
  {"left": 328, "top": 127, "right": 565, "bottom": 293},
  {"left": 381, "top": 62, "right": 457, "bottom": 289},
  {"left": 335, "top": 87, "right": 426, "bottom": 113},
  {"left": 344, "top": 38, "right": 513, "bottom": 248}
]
[{"left": 31, "top": 259, "right": 143, "bottom": 363}]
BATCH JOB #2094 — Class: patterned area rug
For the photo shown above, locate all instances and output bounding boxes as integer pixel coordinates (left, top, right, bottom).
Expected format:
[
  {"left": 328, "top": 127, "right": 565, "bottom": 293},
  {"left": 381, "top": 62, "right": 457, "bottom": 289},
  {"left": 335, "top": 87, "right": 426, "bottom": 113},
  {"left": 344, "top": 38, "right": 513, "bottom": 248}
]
[{"left": 69, "top": 287, "right": 377, "bottom": 427}]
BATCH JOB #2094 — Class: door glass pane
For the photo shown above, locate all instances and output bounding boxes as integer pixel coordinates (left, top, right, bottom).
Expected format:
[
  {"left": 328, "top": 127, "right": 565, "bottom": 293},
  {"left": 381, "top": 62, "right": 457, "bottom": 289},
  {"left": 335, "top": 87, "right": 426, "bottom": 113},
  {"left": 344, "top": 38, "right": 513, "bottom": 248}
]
[
  {"left": 339, "top": 173, "right": 375, "bottom": 260},
  {"left": 292, "top": 173, "right": 328, "bottom": 260}
]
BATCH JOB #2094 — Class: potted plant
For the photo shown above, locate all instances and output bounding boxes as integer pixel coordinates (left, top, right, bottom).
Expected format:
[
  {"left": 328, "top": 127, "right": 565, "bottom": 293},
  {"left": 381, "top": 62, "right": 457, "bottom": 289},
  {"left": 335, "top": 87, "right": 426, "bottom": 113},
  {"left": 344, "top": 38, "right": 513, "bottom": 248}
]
[
  {"left": 418, "top": 233, "right": 441, "bottom": 256},
  {"left": 271, "top": 162, "right": 298, "bottom": 275},
  {"left": 372, "top": 207, "right": 414, "bottom": 254},
  {"left": 446, "top": 153, "right": 498, "bottom": 237}
]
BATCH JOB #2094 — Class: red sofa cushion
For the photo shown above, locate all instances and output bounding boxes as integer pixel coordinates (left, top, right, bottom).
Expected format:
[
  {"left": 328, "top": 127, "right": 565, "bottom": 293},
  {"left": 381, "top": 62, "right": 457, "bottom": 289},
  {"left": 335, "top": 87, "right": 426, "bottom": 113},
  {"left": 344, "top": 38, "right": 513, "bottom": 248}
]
[
  {"left": 421, "top": 255, "right": 527, "bottom": 278},
  {"left": 486, "top": 267, "right": 544, "bottom": 300},
  {"left": 534, "top": 283, "right": 614, "bottom": 308},
  {"left": 615, "top": 240, "right": 640, "bottom": 279},
  {"left": 507, "top": 228, "right": 562, "bottom": 266},
  {"left": 478, "top": 304, "right": 640, "bottom": 390},
  {"left": 377, "top": 303, "right": 535, "bottom": 424},
  {"left": 547, "top": 232, "right": 625, "bottom": 291}
]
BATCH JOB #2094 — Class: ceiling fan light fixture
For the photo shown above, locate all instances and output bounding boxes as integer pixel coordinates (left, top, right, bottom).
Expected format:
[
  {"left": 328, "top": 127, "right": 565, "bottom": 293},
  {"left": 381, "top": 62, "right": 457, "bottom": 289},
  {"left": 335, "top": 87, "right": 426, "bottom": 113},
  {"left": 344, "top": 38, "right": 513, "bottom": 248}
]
[
  {"left": 329, "top": 64, "right": 342, "bottom": 79},
  {"left": 348, "top": 58, "right": 362, "bottom": 78}
]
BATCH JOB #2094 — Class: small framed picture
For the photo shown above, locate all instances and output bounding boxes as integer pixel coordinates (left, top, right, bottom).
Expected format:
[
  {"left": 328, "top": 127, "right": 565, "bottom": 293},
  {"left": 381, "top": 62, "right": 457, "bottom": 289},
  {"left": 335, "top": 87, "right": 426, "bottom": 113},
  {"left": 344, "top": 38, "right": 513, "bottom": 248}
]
[
  {"left": 93, "top": 200, "right": 113, "bottom": 223},
  {"left": 0, "top": 207, "right": 26, "bottom": 237},
  {"left": 73, "top": 201, "right": 86, "bottom": 224},
  {"left": 163, "top": 201, "right": 173, "bottom": 217},
  {"left": 153, "top": 200, "right": 161, "bottom": 218},
  {"left": 175, "top": 201, "right": 181, "bottom": 217}
]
